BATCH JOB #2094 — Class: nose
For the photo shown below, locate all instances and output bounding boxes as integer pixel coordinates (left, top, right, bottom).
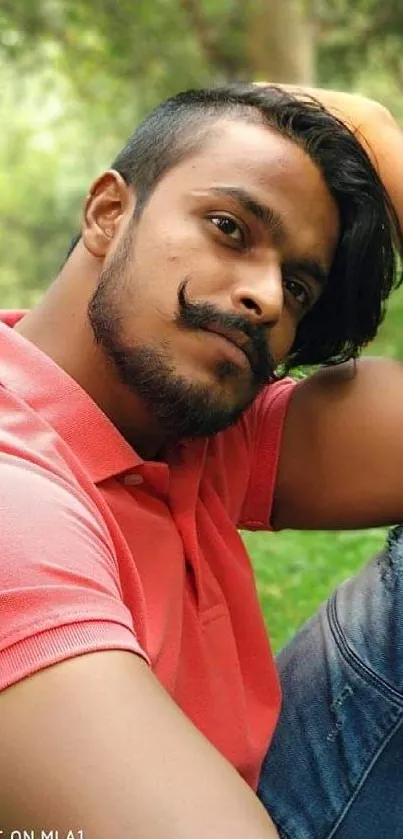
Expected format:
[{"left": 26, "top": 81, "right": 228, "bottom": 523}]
[{"left": 230, "top": 262, "right": 284, "bottom": 325}]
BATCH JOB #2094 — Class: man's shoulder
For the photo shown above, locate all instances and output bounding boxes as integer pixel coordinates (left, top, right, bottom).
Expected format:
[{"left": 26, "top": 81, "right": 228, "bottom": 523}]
[
  {"left": 0, "top": 382, "right": 79, "bottom": 485},
  {"left": 0, "top": 383, "right": 110, "bottom": 536}
]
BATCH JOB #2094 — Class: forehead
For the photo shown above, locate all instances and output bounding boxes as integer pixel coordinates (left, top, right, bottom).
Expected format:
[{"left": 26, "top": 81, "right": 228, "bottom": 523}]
[{"left": 156, "top": 117, "right": 340, "bottom": 265}]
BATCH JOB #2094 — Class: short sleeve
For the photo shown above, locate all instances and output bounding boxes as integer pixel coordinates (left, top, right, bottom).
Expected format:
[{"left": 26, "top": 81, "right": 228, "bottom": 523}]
[
  {"left": 238, "top": 378, "right": 296, "bottom": 531},
  {"left": 0, "top": 454, "right": 148, "bottom": 692}
]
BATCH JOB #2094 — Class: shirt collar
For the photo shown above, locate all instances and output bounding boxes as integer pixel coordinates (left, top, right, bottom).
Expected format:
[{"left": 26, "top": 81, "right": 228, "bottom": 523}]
[{"left": 0, "top": 311, "right": 143, "bottom": 483}]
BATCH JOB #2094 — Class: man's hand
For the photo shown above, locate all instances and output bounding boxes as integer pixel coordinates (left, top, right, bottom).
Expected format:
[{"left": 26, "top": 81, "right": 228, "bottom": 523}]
[
  {"left": 257, "top": 82, "right": 403, "bottom": 233},
  {"left": 0, "top": 650, "right": 279, "bottom": 838},
  {"left": 259, "top": 83, "right": 392, "bottom": 137}
]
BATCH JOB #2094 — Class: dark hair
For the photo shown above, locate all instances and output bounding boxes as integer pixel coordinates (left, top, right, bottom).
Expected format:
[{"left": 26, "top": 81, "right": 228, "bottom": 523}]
[{"left": 70, "top": 83, "right": 403, "bottom": 369}]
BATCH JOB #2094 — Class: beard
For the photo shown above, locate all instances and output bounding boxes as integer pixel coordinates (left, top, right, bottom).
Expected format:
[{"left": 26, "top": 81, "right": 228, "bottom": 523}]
[{"left": 88, "top": 229, "right": 275, "bottom": 441}]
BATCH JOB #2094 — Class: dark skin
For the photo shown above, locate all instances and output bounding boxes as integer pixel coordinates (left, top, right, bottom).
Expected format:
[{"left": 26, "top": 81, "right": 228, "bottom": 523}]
[
  {"left": 16, "top": 118, "right": 338, "bottom": 458},
  {"left": 2, "top": 102, "right": 402, "bottom": 835}
]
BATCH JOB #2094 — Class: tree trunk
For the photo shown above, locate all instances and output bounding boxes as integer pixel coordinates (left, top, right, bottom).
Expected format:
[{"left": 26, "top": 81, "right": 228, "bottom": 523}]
[{"left": 247, "top": 0, "right": 316, "bottom": 84}]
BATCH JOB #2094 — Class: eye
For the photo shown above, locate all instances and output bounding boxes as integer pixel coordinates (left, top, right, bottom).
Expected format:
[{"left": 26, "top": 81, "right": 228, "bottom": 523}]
[
  {"left": 208, "top": 215, "right": 246, "bottom": 245},
  {"left": 283, "top": 276, "right": 312, "bottom": 310}
]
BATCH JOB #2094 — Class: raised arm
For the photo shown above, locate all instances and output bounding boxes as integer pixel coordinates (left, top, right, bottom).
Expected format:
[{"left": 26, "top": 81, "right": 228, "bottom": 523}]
[
  {"left": 263, "top": 86, "right": 403, "bottom": 530},
  {"left": 273, "top": 356, "right": 403, "bottom": 530},
  {"left": 258, "top": 82, "right": 403, "bottom": 232}
]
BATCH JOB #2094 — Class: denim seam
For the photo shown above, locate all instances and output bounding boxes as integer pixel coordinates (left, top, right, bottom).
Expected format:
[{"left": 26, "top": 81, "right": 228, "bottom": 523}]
[
  {"left": 327, "top": 593, "right": 403, "bottom": 708},
  {"left": 267, "top": 713, "right": 403, "bottom": 839},
  {"left": 271, "top": 813, "right": 293, "bottom": 839},
  {"left": 264, "top": 589, "right": 403, "bottom": 839},
  {"left": 324, "top": 714, "right": 403, "bottom": 839}
]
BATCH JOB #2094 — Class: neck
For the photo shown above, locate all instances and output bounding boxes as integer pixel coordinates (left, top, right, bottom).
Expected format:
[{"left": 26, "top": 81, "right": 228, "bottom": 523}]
[{"left": 14, "top": 250, "right": 167, "bottom": 460}]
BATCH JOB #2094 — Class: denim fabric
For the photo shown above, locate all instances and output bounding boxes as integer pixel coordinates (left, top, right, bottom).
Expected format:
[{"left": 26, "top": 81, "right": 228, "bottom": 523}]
[{"left": 258, "top": 524, "right": 403, "bottom": 839}]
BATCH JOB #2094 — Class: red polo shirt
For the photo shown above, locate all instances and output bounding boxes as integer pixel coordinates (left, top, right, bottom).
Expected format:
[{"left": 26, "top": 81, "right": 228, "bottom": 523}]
[{"left": 0, "top": 311, "right": 295, "bottom": 790}]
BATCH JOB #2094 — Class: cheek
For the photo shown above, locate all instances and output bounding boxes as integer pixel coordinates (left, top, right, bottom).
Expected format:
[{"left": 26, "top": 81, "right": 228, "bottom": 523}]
[
  {"left": 269, "top": 313, "right": 298, "bottom": 366},
  {"left": 126, "top": 238, "right": 184, "bottom": 320},
  {"left": 133, "top": 222, "right": 203, "bottom": 298},
  {"left": 138, "top": 212, "right": 202, "bottom": 262}
]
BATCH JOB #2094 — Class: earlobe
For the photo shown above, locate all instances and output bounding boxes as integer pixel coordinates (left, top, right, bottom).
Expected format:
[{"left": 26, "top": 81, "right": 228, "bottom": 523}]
[{"left": 82, "top": 170, "right": 134, "bottom": 258}]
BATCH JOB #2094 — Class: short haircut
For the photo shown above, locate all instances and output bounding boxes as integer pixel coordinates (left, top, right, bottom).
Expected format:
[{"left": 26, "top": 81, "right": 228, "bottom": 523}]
[{"left": 68, "top": 83, "right": 402, "bottom": 369}]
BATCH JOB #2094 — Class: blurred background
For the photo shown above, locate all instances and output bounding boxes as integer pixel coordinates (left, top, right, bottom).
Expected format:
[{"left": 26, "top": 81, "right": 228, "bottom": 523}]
[{"left": 1, "top": 0, "right": 402, "bottom": 650}]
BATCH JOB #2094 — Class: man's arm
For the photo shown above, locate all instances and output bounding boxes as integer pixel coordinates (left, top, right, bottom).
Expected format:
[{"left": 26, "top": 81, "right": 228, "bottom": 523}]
[
  {"left": 273, "top": 356, "right": 403, "bottom": 530},
  {"left": 323, "top": 90, "right": 403, "bottom": 231},
  {"left": 0, "top": 650, "right": 279, "bottom": 837},
  {"left": 258, "top": 86, "right": 403, "bottom": 530},
  {"left": 0, "top": 456, "right": 278, "bottom": 836},
  {"left": 260, "top": 84, "right": 403, "bottom": 231}
]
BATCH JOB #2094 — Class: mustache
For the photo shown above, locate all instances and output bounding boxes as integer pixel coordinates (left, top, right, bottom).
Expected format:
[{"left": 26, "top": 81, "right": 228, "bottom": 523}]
[{"left": 175, "top": 279, "right": 275, "bottom": 383}]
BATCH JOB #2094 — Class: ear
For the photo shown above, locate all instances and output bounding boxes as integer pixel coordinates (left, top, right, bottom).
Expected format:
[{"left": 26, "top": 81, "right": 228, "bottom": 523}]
[{"left": 82, "top": 170, "right": 135, "bottom": 258}]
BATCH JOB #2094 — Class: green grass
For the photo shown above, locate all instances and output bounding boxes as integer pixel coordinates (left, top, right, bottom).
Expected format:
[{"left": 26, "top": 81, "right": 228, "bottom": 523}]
[
  {"left": 245, "top": 528, "right": 387, "bottom": 653},
  {"left": 246, "top": 282, "right": 403, "bottom": 655}
]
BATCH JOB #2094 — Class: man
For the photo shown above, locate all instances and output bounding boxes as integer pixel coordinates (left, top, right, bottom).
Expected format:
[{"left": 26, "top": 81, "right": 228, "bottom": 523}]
[{"left": 0, "top": 83, "right": 402, "bottom": 836}]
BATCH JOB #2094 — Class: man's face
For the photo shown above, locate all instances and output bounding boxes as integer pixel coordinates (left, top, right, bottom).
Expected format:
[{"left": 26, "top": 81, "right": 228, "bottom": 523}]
[{"left": 88, "top": 118, "right": 339, "bottom": 440}]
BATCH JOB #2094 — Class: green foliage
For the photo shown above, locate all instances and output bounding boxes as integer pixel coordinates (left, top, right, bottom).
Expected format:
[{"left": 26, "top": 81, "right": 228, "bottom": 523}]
[
  {"left": 0, "top": 62, "right": 119, "bottom": 301},
  {"left": 314, "top": 0, "right": 403, "bottom": 86},
  {"left": 0, "top": 0, "right": 248, "bottom": 108}
]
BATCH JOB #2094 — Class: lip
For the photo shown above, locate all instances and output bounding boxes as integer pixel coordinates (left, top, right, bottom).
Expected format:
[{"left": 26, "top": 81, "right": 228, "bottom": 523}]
[{"left": 201, "top": 324, "right": 253, "bottom": 368}]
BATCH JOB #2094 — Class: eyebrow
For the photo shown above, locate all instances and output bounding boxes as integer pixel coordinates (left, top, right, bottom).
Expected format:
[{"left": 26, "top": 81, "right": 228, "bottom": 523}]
[{"left": 208, "top": 185, "right": 329, "bottom": 288}]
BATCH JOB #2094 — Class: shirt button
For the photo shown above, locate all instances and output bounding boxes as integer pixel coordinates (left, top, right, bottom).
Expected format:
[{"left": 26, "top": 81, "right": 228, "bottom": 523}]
[{"left": 123, "top": 473, "right": 144, "bottom": 486}]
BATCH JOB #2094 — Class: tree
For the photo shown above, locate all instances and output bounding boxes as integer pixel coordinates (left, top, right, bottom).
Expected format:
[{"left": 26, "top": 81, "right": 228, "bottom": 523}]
[
  {"left": 246, "top": 0, "right": 315, "bottom": 83},
  {"left": 0, "top": 0, "right": 317, "bottom": 297},
  {"left": 0, "top": 1, "right": 316, "bottom": 106},
  {"left": 0, "top": 0, "right": 402, "bottom": 299}
]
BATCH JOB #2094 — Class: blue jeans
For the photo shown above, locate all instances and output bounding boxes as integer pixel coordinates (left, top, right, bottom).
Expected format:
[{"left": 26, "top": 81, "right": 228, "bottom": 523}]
[{"left": 258, "top": 524, "right": 403, "bottom": 838}]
